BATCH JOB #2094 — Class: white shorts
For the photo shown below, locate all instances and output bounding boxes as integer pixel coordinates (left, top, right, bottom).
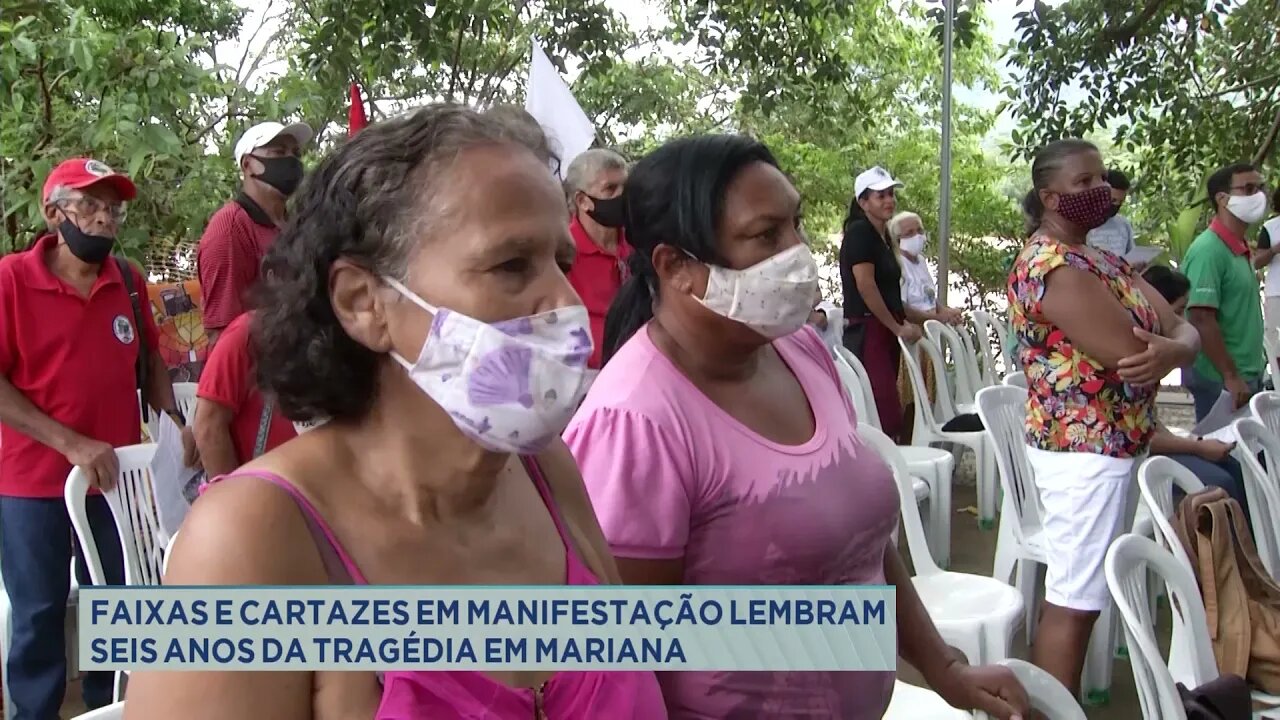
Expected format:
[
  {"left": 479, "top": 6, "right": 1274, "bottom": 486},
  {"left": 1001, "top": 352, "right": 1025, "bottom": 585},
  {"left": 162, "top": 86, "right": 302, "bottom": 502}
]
[{"left": 1025, "top": 446, "right": 1135, "bottom": 612}]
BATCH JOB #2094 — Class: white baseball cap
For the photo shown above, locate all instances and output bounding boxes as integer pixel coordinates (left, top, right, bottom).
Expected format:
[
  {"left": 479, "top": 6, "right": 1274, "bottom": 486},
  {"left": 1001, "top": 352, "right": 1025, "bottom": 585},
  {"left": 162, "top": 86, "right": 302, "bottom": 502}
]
[
  {"left": 233, "top": 121, "right": 314, "bottom": 165},
  {"left": 854, "top": 166, "right": 904, "bottom": 198}
]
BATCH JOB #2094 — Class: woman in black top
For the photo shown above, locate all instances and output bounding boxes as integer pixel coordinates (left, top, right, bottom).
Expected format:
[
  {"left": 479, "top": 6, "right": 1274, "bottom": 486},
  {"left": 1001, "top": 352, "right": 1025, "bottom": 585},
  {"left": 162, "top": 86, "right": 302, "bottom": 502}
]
[{"left": 839, "top": 166, "right": 923, "bottom": 441}]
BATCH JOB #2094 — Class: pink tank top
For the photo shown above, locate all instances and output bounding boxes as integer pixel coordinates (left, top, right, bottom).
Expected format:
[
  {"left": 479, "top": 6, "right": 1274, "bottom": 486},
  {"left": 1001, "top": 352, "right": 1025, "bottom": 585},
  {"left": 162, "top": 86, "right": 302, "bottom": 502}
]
[{"left": 206, "top": 459, "right": 667, "bottom": 719}]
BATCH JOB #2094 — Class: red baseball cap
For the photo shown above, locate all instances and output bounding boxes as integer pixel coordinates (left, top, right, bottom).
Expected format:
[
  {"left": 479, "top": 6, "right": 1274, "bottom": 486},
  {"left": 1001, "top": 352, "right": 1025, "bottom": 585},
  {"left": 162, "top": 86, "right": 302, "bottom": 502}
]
[{"left": 41, "top": 158, "right": 138, "bottom": 204}]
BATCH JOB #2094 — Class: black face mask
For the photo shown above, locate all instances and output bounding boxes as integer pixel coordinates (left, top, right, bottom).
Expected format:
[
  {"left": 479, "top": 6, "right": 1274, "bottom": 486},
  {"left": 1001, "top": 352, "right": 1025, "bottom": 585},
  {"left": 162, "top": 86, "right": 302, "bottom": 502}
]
[
  {"left": 585, "top": 194, "right": 627, "bottom": 229},
  {"left": 249, "top": 155, "right": 305, "bottom": 196},
  {"left": 1107, "top": 201, "right": 1122, "bottom": 219},
  {"left": 58, "top": 219, "right": 114, "bottom": 264}
]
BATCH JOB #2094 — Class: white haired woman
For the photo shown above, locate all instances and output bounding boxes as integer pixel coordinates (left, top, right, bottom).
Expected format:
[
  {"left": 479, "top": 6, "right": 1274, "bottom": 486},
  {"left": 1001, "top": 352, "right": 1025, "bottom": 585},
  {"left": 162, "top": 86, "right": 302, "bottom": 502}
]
[{"left": 887, "top": 211, "right": 965, "bottom": 429}]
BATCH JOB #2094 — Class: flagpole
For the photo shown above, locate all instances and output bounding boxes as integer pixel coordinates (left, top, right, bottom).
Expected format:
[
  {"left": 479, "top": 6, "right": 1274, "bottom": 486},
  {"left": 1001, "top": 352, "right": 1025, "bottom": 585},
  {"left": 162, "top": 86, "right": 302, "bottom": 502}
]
[{"left": 938, "top": 0, "right": 954, "bottom": 307}]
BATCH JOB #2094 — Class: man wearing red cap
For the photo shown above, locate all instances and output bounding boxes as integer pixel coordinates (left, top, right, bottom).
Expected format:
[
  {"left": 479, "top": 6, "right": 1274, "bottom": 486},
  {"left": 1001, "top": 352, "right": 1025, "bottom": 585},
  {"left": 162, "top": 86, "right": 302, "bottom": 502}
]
[
  {"left": 198, "top": 120, "right": 312, "bottom": 347},
  {"left": 0, "top": 158, "right": 196, "bottom": 718}
]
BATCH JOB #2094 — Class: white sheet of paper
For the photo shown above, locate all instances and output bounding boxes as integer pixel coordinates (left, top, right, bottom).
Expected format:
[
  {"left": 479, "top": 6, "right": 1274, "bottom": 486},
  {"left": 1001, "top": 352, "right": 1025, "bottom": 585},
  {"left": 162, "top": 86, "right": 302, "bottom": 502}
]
[
  {"left": 150, "top": 412, "right": 201, "bottom": 542},
  {"left": 1125, "top": 246, "right": 1163, "bottom": 266},
  {"left": 1190, "top": 390, "right": 1246, "bottom": 438}
]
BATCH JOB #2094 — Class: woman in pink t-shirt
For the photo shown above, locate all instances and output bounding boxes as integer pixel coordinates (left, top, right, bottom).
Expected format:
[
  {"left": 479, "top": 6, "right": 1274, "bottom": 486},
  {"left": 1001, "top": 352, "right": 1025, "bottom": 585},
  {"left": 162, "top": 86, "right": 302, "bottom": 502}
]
[{"left": 564, "top": 135, "right": 1029, "bottom": 719}]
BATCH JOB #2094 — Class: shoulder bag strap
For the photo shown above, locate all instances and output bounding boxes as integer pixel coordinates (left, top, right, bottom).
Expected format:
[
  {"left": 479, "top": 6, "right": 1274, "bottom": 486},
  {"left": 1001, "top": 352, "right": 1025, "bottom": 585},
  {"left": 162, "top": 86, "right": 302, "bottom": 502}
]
[
  {"left": 116, "top": 256, "right": 151, "bottom": 423},
  {"left": 253, "top": 400, "right": 274, "bottom": 459}
]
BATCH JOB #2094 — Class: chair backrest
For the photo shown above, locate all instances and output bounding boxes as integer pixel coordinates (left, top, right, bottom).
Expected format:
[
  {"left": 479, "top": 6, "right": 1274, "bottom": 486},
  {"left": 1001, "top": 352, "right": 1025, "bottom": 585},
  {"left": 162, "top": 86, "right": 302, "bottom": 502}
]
[
  {"left": 924, "top": 319, "right": 980, "bottom": 408},
  {"left": 971, "top": 309, "right": 1006, "bottom": 380},
  {"left": 975, "top": 658, "right": 1085, "bottom": 720},
  {"left": 899, "top": 336, "right": 957, "bottom": 435},
  {"left": 1230, "top": 417, "right": 1280, "bottom": 577},
  {"left": 65, "top": 443, "right": 165, "bottom": 587},
  {"left": 835, "top": 346, "right": 881, "bottom": 431},
  {"left": 1106, "top": 533, "right": 1217, "bottom": 720},
  {"left": 1251, "top": 391, "right": 1280, "bottom": 439},
  {"left": 1136, "top": 456, "right": 1207, "bottom": 684},
  {"left": 974, "top": 385, "right": 1043, "bottom": 544},
  {"left": 857, "top": 423, "right": 942, "bottom": 576},
  {"left": 173, "top": 382, "right": 197, "bottom": 421},
  {"left": 72, "top": 701, "right": 125, "bottom": 719},
  {"left": 832, "top": 349, "right": 874, "bottom": 429},
  {"left": 1003, "top": 371, "right": 1027, "bottom": 389}
]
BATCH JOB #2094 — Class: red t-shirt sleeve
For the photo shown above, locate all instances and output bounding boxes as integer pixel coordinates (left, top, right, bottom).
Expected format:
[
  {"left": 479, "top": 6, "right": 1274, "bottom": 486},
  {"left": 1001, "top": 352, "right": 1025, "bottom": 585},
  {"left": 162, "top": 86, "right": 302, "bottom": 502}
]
[
  {"left": 198, "top": 206, "right": 247, "bottom": 331},
  {"left": 197, "top": 316, "right": 251, "bottom": 411}
]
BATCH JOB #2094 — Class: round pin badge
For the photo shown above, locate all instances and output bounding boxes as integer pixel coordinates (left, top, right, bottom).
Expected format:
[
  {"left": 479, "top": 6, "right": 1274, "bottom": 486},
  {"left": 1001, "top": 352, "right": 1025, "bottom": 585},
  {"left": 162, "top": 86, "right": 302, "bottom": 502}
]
[{"left": 112, "top": 314, "right": 135, "bottom": 345}]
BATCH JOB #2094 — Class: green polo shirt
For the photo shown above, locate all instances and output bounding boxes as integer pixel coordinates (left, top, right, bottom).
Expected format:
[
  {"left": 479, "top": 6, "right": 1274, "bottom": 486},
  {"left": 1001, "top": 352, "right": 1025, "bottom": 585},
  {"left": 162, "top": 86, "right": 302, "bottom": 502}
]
[{"left": 1183, "top": 226, "right": 1265, "bottom": 382}]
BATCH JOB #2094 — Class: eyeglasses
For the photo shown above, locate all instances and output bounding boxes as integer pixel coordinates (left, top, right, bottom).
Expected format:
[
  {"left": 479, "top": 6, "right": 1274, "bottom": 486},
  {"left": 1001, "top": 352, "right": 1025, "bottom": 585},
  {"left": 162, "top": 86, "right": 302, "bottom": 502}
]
[
  {"left": 1230, "top": 183, "right": 1269, "bottom": 196},
  {"left": 55, "top": 196, "right": 127, "bottom": 223}
]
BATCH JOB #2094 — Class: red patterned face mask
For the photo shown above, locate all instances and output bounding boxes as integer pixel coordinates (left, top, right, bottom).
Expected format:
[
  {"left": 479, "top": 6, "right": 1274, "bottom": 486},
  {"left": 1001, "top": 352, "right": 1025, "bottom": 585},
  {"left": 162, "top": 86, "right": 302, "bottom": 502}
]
[{"left": 1054, "top": 185, "right": 1113, "bottom": 231}]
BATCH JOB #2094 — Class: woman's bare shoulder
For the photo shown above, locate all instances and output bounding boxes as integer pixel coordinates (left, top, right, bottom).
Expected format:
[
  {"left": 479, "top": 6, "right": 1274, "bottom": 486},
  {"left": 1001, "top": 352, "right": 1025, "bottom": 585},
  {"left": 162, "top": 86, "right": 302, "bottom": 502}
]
[{"left": 164, "top": 472, "right": 329, "bottom": 586}]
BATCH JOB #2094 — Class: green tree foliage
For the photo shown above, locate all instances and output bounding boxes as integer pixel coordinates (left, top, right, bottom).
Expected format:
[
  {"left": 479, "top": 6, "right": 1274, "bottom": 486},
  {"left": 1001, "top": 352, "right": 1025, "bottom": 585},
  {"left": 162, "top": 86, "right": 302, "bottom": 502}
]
[
  {"left": 0, "top": 0, "right": 313, "bottom": 268},
  {"left": 2, "top": 0, "right": 1024, "bottom": 303},
  {"left": 1003, "top": 0, "right": 1280, "bottom": 259}
]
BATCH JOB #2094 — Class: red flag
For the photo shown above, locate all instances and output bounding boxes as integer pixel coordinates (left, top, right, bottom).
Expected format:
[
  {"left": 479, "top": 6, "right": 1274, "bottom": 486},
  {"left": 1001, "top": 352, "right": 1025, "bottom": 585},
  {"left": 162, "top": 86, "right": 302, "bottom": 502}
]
[{"left": 349, "top": 82, "right": 368, "bottom": 137}]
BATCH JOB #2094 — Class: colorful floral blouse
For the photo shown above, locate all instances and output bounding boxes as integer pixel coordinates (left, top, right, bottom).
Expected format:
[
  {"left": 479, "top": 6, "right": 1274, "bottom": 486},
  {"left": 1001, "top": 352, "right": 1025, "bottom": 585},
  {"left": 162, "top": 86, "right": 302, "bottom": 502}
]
[{"left": 1007, "top": 235, "right": 1160, "bottom": 458}]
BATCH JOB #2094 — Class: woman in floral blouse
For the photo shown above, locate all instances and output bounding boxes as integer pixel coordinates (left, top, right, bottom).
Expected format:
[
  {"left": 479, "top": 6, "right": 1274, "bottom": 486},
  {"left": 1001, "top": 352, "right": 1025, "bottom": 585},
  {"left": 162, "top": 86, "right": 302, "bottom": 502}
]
[{"left": 1007, "top": 139, "right": 1200, "bottom": 695}]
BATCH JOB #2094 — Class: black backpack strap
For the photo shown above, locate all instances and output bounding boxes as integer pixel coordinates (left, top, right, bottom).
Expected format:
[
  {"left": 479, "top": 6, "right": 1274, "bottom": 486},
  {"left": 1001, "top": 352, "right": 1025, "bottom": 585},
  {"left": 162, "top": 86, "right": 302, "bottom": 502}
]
[{"left": 115, "top": 256, "right": 150, "bottom": 423}]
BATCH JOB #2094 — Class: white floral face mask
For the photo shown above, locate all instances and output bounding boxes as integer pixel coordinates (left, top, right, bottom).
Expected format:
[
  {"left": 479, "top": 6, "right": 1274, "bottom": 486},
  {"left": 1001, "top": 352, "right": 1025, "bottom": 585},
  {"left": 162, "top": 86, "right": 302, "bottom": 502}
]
[
  {"left": 383, "top": 277, "right": 593, "bottom": 454},
  {"left": 693, "top": 243, "right": 821, "bottom": 340}
]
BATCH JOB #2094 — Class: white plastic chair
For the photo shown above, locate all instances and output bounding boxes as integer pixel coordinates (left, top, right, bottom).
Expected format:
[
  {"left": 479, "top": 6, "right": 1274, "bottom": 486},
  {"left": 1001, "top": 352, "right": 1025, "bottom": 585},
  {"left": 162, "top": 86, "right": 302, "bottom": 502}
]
[
  {"left": 1230, "top": 417, "right": 1280, "bottom": 579},
  {"left": 971, "top": 309, "right": 1008, "bottom": 383},
  {"left": 956, "top": 320, "right": 995, "bottom": 393},
  {"left": 924, "top": 319, "right": 980, "bottom": 411},
  {"left": 71, "top": 702, "right": 125, "bottom": 720},
  {"left": 835, "top": 346, "right": 956, "bottom": 567},
  {"left": 902, "top": 336, "right": 997, "bottom": 527},
  {"left": 1106, "top": 533, "right": 1280, "bottom": 719},
  {"left": 65, "top": 444, "right": 163, "bottom": 702},
  {"left": 882, "top": 681, "right": 971, "bottom": 719},
  {"left": 975, "top": 658, "right": 1086, "bottom": 720},
  {"left": 976, "top": 384, "right": 1121, "bottom": 703},
  {"left": 1252, "top": 391, "right": 1280, "bottom": 438},
  {"left": 1003, "top": 371, "right": 1027, "bottom": 389},
  {"left": 139, "top": 382, "right": 197, "bottom": 441},
  {"left": 66, "top": 444, "right": 164, "bottom": 588},
  {"left": 861, "top": 423, "right": 1024, "bottom": 667}
]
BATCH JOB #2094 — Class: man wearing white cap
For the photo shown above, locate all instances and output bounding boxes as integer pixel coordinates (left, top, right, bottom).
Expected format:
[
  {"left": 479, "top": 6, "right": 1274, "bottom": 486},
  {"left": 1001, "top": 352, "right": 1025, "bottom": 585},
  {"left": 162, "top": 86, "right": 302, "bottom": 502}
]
[{"left": 197, "top": 120, "right": 312, "bottom": 346}]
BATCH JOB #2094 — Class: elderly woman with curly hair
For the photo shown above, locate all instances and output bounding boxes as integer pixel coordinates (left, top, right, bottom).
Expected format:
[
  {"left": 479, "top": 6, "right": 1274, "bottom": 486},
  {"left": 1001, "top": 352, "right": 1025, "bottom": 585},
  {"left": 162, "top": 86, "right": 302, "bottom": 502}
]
[{"left": 124, "top": 104, "right": 665, "bottom": 719}]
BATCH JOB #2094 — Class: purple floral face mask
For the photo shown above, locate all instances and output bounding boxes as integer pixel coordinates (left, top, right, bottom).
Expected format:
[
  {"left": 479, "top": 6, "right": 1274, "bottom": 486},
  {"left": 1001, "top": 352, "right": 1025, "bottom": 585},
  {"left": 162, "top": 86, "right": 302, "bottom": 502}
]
[{"left": 384, "top": 277, "right": 593, "bottom": 454}]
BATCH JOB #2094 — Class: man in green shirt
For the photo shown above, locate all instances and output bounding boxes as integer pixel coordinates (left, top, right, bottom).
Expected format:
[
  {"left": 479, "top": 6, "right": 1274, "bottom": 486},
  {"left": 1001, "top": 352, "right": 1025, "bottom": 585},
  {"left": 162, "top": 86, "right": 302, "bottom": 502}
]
[{"left": 1182, "top": 162, "right": 1269, "bottom": 420}]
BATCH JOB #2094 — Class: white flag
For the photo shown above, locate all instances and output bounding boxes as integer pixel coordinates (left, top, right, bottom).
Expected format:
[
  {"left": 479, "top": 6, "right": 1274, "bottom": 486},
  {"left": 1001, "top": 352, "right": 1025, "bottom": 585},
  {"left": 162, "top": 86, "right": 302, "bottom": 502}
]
[{"left": 525, "top": 39, "right": 596, "bottom": 177}]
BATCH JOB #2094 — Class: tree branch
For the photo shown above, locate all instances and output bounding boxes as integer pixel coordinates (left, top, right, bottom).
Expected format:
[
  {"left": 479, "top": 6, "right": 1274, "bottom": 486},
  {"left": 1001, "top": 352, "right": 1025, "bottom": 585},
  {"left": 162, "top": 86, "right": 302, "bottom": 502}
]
[
  {"left": 34, "top": 49, "right": 53, "bottom": 152},
  {"left": 1195, "top": 73, "right": 1280, "bottom": 101},
  {"left": 1102, "top": 0, "right": 1176, "bottom": 43},
  {"left": 446, "top": 12, "right": 467, "bottom": 101},
  {"left": 1252, "top": 103, "right": 1280, "bottom": 167}
]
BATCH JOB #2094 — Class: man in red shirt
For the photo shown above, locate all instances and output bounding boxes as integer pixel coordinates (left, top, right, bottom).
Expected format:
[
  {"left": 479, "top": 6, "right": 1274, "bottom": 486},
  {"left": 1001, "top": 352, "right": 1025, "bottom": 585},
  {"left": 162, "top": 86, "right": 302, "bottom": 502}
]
[
  {"left": 562, "top": 148, "right": 630, "bottom": 369},
  {"left": 194, "top": 311, "right": 297, "bottom": 475},
  {"left": 198, "top": 120, "right": 312, "bottom": 346},
  {"left": 0, "top": 159, "right": 196, "bottom": 718}
]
